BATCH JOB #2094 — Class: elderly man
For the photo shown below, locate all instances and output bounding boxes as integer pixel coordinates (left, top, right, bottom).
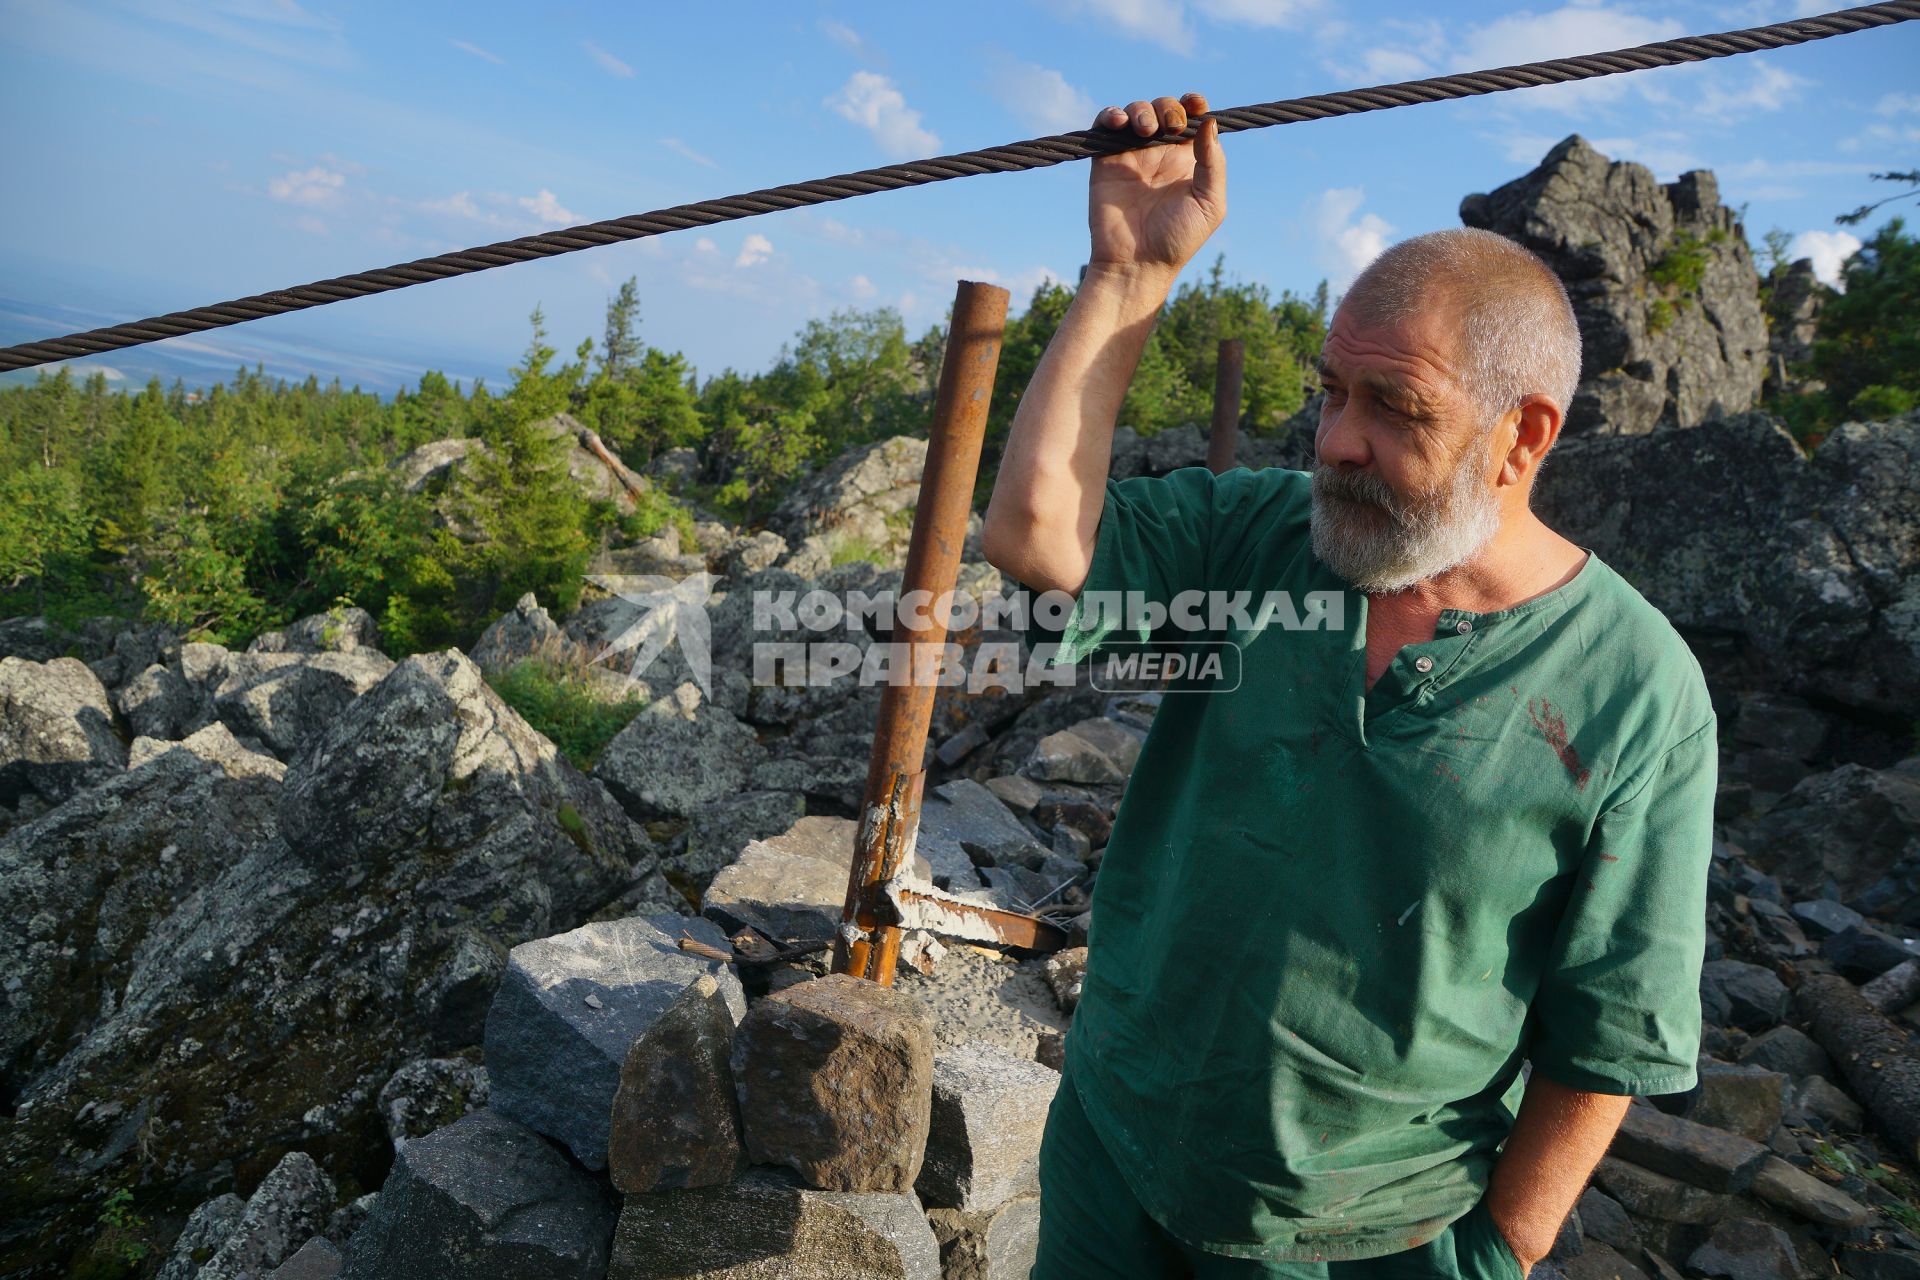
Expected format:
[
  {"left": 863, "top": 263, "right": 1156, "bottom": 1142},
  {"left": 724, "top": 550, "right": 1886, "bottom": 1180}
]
[{"left": 982, "top": 94, "right": 1717, "bottom": 1279}]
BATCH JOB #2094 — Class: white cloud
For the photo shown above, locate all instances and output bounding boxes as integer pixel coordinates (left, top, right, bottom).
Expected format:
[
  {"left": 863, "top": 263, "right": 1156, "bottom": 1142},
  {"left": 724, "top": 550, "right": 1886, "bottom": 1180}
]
[
  {"left": 662, "top": 137, "right": 716, "bottom": 168},
  {"left": 735, "top": 233, "right": 773, "bottom": 268},
  {"left": 1458, "top": 7, "right": 1682, "bottom": 69},
  {"left": 1693, "top": 62, "right": 1806, "bottom": 120},
  {"left": 694, "top": 237, "right": 718, "bottom": 253},
  {"left": 1427, "top": 6, "right": 1687, "bottom": 113},
  {"left": 1192, "top": 0, "right": 1320, "bottom": 27},
  {"left": 581, "top": 40, "right": 633, "bottom": 79},
  {"left": 451, "top": 39, "right": 502, "bottom": 64},
  {"left": 421, "top": 191, "right": 481, "bottom": 219},
  {"left": 819, "top": 19, "right": 867, "bottom": 56},
  {"left": 826, "top": 71, "right": 939, "bottom": 158},
  {"left": 1788, "top": 230, "right": 1861, "bottom": 290},
  {"left": 292, "top": 213, "right": 328, "bottom": 235},
  {"left": 267, "top": 164, "right": 344, "bottom": 206},
  {"left": 1357, "top": 47, "right": 1431, "bottom": 82},
  {"left": 1311, "top": 187, "right": 1393, "bottom": 290},
  {"left": 1877, "top": 92, "right": 1920, "bottom": 116},
  {"left": 82, "top": 364, "right": 126, "bottom": 382},
  {"left": 990, "top": 62, "right": 1096, "bottom": 134},
  {"left": 1049, "top": 0, "right": 1194, "bottom": 54},
  {"left": 850, "top": 274, "right": 878, "bottom": 299},
  {"left": 517, "top": 189, "right": 577, "bottom": 226}
]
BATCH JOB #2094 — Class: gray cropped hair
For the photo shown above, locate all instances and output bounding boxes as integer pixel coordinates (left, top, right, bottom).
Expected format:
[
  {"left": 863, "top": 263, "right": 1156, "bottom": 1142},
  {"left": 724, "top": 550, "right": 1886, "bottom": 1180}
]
[{"left": 1340, "top": 228, "right": 1582, "bottom": 430}]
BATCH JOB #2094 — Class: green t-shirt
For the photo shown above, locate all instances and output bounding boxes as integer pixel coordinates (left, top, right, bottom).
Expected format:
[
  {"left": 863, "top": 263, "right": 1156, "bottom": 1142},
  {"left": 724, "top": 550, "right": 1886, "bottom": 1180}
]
[{"left": 1036, "top": 465, "right": 1717, "bottom": 1263}]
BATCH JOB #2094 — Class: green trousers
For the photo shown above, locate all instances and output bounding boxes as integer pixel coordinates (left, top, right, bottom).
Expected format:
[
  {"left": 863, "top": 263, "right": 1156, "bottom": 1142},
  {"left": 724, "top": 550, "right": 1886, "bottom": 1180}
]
[{"left": 1032, "top": 1064, "right": 1528, "bottom": 1280}]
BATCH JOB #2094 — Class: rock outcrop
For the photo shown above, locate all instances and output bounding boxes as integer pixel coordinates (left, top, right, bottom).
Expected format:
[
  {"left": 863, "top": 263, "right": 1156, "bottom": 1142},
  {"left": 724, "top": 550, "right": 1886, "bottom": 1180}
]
[
  {"left": 0, "top": 656, "right": 125, "bottom": 811},
  {"left": 0, "top": 648, "right": 661, "bottom": 1268},
  {"left": 1462, "top": 134, "right": 1768, "bottom": 436},
  {"left": 1534, "top": 411, "right": 1920, "bottom": 716}
]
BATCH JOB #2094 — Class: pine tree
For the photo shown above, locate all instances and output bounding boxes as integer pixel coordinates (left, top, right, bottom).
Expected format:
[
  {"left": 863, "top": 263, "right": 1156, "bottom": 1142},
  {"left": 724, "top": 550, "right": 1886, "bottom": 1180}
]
[{"left": 601, "top": 277, "right": 643, "bottom": 382}]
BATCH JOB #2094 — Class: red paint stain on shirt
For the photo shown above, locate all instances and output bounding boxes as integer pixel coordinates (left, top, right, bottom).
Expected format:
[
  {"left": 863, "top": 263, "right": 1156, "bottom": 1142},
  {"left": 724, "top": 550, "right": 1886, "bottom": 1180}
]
[{"left": 1527, "top": 697, "right": 1592, "bottom": 790}]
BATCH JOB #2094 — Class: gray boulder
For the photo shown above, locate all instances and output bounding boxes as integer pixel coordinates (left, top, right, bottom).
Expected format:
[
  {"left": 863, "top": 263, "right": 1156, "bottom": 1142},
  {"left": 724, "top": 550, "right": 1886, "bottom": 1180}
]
[
  {"left": 917, "top": 778, "right": 1053, "bottom": 893},
  {"left": 769, "top": 435, "right": 927, "bottom": 574},
  {"left": 1684, "top": 1061, "right": 1787, "bottom": 1142},
  {"left": 1593, "top": 1156, "right": 1737, "bottom": 1225},
  {"left": 212, "top": 650, "right": 395, "bottom": 760},
  {"left": 0, "top": 744, "right": 282, "bottom": 1094},
  {"left": 377, "top": 1056, "right": 490, "bottom": 1151},
  {"left": 1745, "top": 760, "right": 1920, "bottom": 905},
  {"left": 732, "top": 973, "right": 935, "bottom": 1193},
  {"left": 155, "top": 1193, "right": 246, "bottom": 1280},
  {"left": 396, "top": 437, "right": 487, "bottom": 492},
  {"left": 340, "top": 1108, "right": 615, "bottom": 1280},
  {"left": 268, "top": 1237, "right": 343, "bottom": 1280},
  {"left": 607, "top": 974, "right": 745, "bottom": 1194},
  {"left": 678, "top": 788, "right": 806, "bottom": 884},
  {"left": 279, "top": 650, "right": 648, "bottom": 927},
  {"left": 594, "top": 700, "right": 766, "bottom": 821},
  {"left": 1534, "top": 412, "right": 1920, "bottom": 716},
  {"left": 1700, "top": 959, "right": 1792, "bottom": 1033},
  {"left": 917, "top": 1043, "right": 1059, "bottom": 1212},
  {"left": 607, "top": 1166, "right": 941, "bottom": 1280},
  {"left": 703, "top": 815, "right": 864, "bottom": 944},
  {"left": 248, "top": 606, "right": 382, "bottom": 655},
  {"left": 1735, "top": 1026, "right": 1832, "bottom": 1081},
  {"left": 0, "top": 616, "right": 79, "bottom": 663},
  {"left": 189, "top": 1151, "right": 337, "bottom": 1280},
  {"left": 0, "top": 650, "right": 655, "bottom": 1265},
  {"left": 483, "top": 913, "right": 745, "bottom": 1170},
  {"left": 0, "top": 655, "right": 125, "bottom": 808},
  {"left": 128, "top": 720, "right": 286, "bottom": 780},
  {"left": 1686, "top": 1217, "right": 1803, "bottom": 1280},
  {"left": 114, "top": 661, "right": 206, "bottom": 741},
  {"left": 469, "top": 593, "right": 567, "bottom": 674},
  {"left": 1764, "top": 258, "right": 1824, "bottom": 394},
  {"left": 1461, "top": 135, "right": 1767, "bottom": 436},
  {"left": 1610, "top": 1103, "right": 1769, "bottom": 1193},
  {"left": 1749, "top": 1154, "right": 1871, "bottom": 1229},
  {"left": 927, "top": 1199, "right": 1041, "bottom": 1280}
]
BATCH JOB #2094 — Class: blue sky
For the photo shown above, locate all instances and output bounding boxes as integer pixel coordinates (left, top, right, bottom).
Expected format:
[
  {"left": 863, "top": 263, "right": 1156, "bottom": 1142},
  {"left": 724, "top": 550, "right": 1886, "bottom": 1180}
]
[{"left": 2, "top": 0, "right": 1915, "bottom": 398}]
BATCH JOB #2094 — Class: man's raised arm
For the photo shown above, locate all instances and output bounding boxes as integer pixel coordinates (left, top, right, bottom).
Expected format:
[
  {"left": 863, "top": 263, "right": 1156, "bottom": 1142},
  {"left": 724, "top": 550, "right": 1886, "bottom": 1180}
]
[{"left": 981, "top": 92, "right": 1226, "bottom": 597}]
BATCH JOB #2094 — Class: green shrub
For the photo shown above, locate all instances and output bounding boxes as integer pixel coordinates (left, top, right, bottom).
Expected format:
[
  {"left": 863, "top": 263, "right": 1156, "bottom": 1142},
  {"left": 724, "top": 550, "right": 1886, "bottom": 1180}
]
[
  {"left": 1650, "top": 232, "right": 1712, "bottom": 295},
  {"left": 827, "top": 533, "right": 885, "bottom": 568},
  {"left": 1850, "top": 383, "right": 1918, "bottom": 420},
  {"left": 487, "top": 657, "right": 647, "bottom": 769}
]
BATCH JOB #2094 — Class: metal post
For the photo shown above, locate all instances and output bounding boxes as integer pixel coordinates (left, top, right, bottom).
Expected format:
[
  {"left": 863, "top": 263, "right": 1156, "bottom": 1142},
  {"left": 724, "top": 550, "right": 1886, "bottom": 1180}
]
[
  {"left": 1207, "top": 338, "right": 1245, "bottom": 474},
  {"left": 834, "top": 280, "right": 1010, "bottom": 985}
]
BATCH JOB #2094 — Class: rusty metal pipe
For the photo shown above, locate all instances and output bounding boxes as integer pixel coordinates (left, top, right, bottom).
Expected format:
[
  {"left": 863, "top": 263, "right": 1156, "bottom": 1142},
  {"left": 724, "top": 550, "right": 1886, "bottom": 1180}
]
[
  {"left": 833, "top": 280, "right": 1010, "bottom": 985},
  {"left": 1207, "top": 338, "right": 1245, "bottom": 474}
]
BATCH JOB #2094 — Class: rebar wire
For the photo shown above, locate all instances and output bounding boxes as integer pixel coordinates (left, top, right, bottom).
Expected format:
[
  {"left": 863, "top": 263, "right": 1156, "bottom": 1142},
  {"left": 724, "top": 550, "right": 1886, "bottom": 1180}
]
[{"left": 3, "top": 0, "right": 1916, "bottom": 374}]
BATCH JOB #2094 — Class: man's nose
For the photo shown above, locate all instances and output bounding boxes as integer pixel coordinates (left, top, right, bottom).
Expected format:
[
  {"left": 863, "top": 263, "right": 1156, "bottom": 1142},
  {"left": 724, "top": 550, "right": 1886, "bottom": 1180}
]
[{"left": 1315, "top": 403, "right": 1371, "bottom": 469}]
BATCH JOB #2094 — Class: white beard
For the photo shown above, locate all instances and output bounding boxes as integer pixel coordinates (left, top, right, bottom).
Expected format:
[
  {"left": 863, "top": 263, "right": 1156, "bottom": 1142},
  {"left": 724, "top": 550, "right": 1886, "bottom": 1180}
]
[{"left": 1308, "top": 445, "right": 1503, "bottom": 593}]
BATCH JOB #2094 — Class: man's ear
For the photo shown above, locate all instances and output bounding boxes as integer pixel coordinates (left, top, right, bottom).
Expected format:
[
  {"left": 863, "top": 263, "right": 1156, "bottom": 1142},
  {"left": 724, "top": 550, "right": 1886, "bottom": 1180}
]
[{"left": 1499, "top": 393, "right": 1562, "bottom": 488}]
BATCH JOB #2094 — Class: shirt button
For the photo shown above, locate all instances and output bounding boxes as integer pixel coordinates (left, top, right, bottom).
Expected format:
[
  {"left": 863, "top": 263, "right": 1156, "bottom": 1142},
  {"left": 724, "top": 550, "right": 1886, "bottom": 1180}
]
[
  {"left": 1456, "top": 619, "right": 1473, "bottom": 634},
  {"left": 1414, "top": 656, "right": 1435, "bottom": 673}
]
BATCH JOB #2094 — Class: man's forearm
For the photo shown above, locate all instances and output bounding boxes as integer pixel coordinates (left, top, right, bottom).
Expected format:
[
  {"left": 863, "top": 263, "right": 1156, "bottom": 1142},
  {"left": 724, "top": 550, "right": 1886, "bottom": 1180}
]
[
  {"left": 981, "top": 262, "right": 1175, "bottom": 595},
  {"left": 1483, "top": 1071, "right": 1633, "bottom": 1271}
]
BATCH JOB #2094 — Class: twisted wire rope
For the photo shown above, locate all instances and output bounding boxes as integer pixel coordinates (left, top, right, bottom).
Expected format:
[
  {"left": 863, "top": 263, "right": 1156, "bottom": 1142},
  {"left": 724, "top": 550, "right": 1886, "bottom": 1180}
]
[{"left": 3, "top": 0, "right": 1915, "bottom": 372}]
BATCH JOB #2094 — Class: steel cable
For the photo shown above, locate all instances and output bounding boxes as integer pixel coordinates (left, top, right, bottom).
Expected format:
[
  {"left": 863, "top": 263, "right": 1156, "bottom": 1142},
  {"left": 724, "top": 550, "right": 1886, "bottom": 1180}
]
[{"left": 3, "top": 0, "right": 1916, "bottom": 373}]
